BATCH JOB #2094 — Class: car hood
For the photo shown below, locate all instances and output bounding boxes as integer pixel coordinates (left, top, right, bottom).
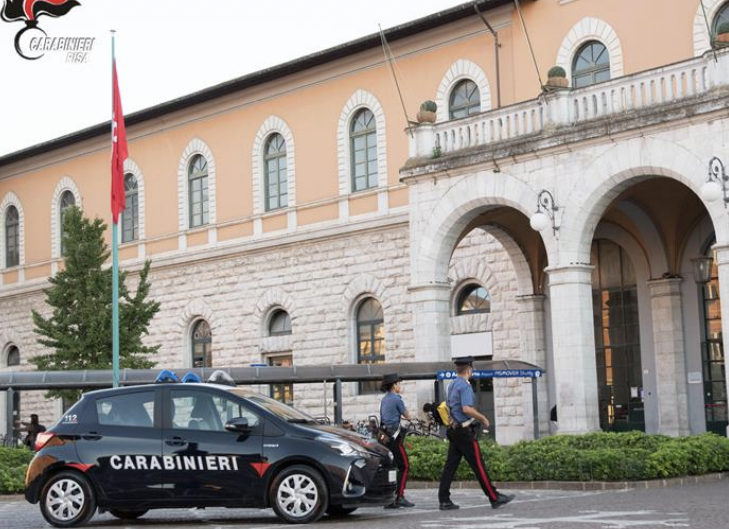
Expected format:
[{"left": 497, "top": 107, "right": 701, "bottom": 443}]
[{"left": 294, "top": 423, "right": 391, "bottom": 458}]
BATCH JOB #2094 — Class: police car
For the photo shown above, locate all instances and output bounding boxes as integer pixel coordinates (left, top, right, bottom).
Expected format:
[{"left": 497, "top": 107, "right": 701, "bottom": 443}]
[{"left": 25, "top": 371, "right": 397, "bottom": 526}]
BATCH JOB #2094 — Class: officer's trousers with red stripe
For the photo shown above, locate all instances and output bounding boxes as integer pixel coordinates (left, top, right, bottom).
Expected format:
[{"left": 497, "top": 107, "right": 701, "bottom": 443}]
[
  {"left": 438, "top": 426, "right": 498, "bottom": 503},
  {"left": 384, "top": 433, "right": 409, "bottom": 499}
]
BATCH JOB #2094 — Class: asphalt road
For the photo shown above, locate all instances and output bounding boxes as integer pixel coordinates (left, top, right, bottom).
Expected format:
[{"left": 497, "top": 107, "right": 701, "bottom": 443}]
[{"left": 4, "top": 479, "right": 728, "bottom": 528}]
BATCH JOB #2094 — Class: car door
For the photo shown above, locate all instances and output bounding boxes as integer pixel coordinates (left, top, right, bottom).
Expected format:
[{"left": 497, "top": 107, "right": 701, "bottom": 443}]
[
  {"left": 162, "top": 387, "right": 265, "bottom": 505},
  {"left": 75, "top": 388, "right": 165, "bottom": 501}
]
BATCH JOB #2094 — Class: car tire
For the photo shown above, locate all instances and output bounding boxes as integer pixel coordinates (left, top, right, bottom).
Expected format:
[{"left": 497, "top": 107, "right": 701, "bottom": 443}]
[
  {"left": 108, "top": 509, "right": 148, "bottom": 520},
  {"left": 270, "top": 464, "right": 328, "bottom": 524},
  {"left": 327, "top": 505, "right": 358, "bottom": 516},
  {"left": 39, "top": 470, "right": 97, "bottom": 528}
]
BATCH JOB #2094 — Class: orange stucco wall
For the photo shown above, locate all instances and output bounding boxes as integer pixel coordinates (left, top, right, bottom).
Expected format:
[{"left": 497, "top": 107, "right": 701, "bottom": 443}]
[{"left": 0, "top": 0, "right": 709, "bottom": 271}]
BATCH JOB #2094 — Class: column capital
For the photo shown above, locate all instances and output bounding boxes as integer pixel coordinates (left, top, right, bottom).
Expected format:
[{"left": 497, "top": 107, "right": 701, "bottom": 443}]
[
  {"left": 646, "top": 276, "right": 683, "bottom": 296},
  {"left": 544, "top": 264, "right": 594, "bottom": 286},
  {"left": 713, "top": 242, "right": 729, "bottom": 264},
  {"left": 515, "top": 294, "right": 546, "bottom": 312}
]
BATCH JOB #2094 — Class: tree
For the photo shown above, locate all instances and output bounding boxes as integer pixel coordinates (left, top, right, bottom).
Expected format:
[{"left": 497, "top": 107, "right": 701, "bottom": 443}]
[{"left": 31, "top": 207, "right": 161, "bottom": 402}]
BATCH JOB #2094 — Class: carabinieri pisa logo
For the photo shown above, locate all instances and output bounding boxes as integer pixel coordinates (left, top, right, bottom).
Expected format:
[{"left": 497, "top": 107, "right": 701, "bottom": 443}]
[{"left": 1, "top": 0, "right": 94, "bottom": 61}]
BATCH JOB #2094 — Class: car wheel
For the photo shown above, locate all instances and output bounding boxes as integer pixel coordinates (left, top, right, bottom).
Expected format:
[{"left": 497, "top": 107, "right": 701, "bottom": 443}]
[
  {"left": 327, "top": 505, "right": 358, "bottom": 516},
  {"left": 270, "top": 465, "right": 328, "bottom": 524},
  {"left": 39, "top": 471, "right": 97, "bottom": 528},
  {"left": 108, "top": 509, "right": 148, "bottom": 520}
]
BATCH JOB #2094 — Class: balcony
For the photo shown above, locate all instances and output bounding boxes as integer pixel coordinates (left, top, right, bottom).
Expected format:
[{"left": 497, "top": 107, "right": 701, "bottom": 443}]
[{"left": 407, "top": 48, "right": 729, "bottom": 163}]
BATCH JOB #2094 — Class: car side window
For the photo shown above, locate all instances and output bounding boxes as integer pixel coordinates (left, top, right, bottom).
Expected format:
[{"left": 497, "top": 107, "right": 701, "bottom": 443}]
[
  {"left": 171, "top": 390, "right": 260, "bottom": 432},
  {"left": 96, "top": 391, "right": 155, "bottom": 428}
]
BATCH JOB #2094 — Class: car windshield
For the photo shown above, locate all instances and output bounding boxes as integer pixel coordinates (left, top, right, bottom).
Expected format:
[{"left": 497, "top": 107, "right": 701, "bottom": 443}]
[{"left": 230, "top": 390, "right": 317, "bottom": 422}]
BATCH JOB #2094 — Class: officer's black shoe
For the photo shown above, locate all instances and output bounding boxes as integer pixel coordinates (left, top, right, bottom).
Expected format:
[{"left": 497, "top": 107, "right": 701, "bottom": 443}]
[
  {"left": 490, "top": 492, "right": 515, "bottom": 509},
  {"left": 396, "top": 497, "right": 415, "bottom": 508},
  {"left": 384, "top": 502, "right": 400, "bottom": 509},
  {"left": 439, "top": 501, "right": 460, "bottom": 511}
]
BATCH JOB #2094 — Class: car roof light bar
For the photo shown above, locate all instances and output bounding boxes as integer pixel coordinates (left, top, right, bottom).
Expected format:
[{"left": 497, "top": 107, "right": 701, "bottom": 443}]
[{"left": 155, "top": 369, "right": 180, "bottom": 383}]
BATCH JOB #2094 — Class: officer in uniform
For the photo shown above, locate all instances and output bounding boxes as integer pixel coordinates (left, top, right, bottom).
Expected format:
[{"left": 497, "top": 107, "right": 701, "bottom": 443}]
[
  {"left": 379, "top": 373, "right": 415, "bottom": 508},
  {"left": 438, "top": 357, "right": 514, "bottom": 511}
]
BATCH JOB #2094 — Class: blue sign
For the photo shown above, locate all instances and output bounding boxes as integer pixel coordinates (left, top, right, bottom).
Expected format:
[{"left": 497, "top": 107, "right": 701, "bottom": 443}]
[{"left": 437, "top": 369, "right": 542, "bottom": 380}]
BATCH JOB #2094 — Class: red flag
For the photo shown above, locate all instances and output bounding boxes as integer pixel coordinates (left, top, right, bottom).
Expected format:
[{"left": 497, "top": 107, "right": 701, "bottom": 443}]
[{"left": 111, "top": 61, "right": 128, "bottom": 224}]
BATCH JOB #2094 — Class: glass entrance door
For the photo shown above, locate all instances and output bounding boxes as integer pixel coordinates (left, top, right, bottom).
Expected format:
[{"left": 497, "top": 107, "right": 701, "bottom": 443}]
[
  {"left": 591, "top": 240, "right": 645, "bottom": 432},
  {"left": 700, "top": 257, "right": 727, "bottom": 435}
]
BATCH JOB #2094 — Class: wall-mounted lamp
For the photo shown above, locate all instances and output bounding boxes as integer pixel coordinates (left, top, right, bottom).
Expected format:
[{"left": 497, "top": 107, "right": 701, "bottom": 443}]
[
  {"left": 529, "top": 189, "right": 560, "bottom": 236},
  {"left": 700, "top": 157, "right": 729, "bottom": 207},
  {"left": 691, "top": 256, "right": 714, "bottom": 284}
]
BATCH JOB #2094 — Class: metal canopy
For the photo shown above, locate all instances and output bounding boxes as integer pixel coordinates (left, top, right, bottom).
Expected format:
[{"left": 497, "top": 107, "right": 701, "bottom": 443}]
[{"left": 0, "top": 360, "right": 544, "bottom": 390}]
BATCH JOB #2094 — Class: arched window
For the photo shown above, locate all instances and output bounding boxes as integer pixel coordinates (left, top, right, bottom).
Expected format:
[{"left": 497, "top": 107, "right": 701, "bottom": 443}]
[
  {"left": 6, "top": 345, "right": 19, "bottom": 367},
  {"left": 714, "top": 3, "right": 729, "bottom": 35},
  {"left": 456, "top": 284, "right": 491, "bottom": 315},
  {"left": 449, "top": 79, "right": 481, "bottom": 119},
  {"left": 356, "top": 297, "right": 385, "bottom": 394},
  {"left": 121, "top": 173, "right": 139, "bottom": 243},
  {"left": 5, "top": 205, "right": 19, "bottom": 267},
  {"left": 191, "top": 319, "right": 212, "bottom": 368},
  {"left": 59, "top": 190, "right": 75, "bottom": 256},
  {"left": 264, "top": 133, "right": 288, "bottom": 211},
  {"left": 269, "top": 309, "right": 292, "bottom": 336},
  {"left": 572, "top": 40, "right": 610, "bottom": 88},
  {"left": 188, "top": 155, "right": 209, "bottom": 228},
  {"left": 350, "top": 108, "right": 378, "bottom": 192}
]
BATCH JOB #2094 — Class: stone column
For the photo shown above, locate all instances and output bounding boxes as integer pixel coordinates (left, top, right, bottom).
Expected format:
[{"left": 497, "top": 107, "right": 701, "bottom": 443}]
[
  {"left": 546, "top": 264, "right": 600, "bottom": 434},
  {"left": 409, "top": 283, "right": 451, "bottom": 408},
  {"left": 646, "top": 278, "right": 690, "bottom": 436},
  {"left": 516, "top": 294, "right": 549, "bottom": 438},
  {"left": 713, "top": 244, "right": 729, "bottom": 438}
]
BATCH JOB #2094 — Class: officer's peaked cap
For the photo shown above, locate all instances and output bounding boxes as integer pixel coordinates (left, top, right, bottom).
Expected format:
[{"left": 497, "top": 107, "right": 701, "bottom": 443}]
[
  {"left": 453, "top": 356, "right": 474, "bottom": 366},
  {"left": 380, "top": 372, "right": 401, "bottom": 390}
]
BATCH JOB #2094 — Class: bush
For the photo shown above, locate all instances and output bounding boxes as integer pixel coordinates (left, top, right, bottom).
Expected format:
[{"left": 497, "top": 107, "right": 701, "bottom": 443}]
[
  {"left": 547, "top": 65, "right": 566, "bottom": 78},
  {"left": 405, "top": 432, "right": 729, "bottom": 482},
  {"left": 0, "top": 447, "right": 33, "bottom": 494}
]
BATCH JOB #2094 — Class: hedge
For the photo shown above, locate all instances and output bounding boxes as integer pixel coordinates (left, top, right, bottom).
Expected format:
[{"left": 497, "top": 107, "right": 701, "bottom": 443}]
[
  {"left": 403, "top": 431, "right": 729, "bottom": 482},
  {"left": 0, "top": 446, "right": 33, "bottom": 494},
  {"left": 3, "top": 432, "right": 729, "bottom": 494}
]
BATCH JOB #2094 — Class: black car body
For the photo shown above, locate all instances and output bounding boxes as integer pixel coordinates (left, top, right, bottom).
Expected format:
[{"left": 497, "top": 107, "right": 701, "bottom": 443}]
[{"left": 25, "top": 377, "right": 397, "bottom": 526}]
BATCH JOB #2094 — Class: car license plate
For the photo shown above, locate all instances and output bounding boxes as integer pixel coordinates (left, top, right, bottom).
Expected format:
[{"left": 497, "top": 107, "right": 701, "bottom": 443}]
[{"left": 388, "top": 470, "right": 397, "bottom": 483}]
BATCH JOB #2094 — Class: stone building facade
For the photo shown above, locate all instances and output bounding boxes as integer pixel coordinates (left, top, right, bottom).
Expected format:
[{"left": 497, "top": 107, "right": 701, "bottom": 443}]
[{"left": 2, "top": 0, "right": 729, "bottom": 444}]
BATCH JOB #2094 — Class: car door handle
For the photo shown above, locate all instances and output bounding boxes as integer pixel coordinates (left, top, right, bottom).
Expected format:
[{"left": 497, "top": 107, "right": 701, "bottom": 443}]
[
  {"left": 82, "top": 432, "right": 102, "bottom": 441},
  {"left": 165, "top": 436, "right": 187, "bottom": 447}
]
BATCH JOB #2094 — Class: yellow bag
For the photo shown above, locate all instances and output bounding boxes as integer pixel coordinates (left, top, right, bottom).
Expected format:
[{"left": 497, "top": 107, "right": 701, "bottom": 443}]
[{"left": 436, "top": 401, "right": 451, "bottom": 426}]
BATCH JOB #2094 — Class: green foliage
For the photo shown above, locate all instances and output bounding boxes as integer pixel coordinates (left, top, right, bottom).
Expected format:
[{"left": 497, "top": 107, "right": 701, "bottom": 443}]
[
  {"left": 0, "top": 447, "right": 33, "bottom": 494},
  {"left": 547, "top": 65, "right": 566, "bottom": 78},
  {"left": 31, "top": 207, "right": 161, "bottom": 402},
  {"left": 405, "top": 432, "right": 729, "bottom": 482},
  {"left": 420, "top": 100, "right": 437, "bottom": 112}
]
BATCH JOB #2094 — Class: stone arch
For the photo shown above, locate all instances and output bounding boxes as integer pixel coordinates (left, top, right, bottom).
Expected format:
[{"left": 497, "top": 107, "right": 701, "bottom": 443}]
[
  {"left": 694, "top": 0, "right": 728, "bottom": 56},
  {"left": 253, "top": 287, "right": 297, "bottom": 336},
  {"left": 612, "top": 202, "right": 670, "bottom": 277},
  {"left": 435, "top": 59, "right": 492, "bottom": 122},
  {"left": 177, "top": 137, "right": 217, "bottom": 230},
  {"left": 252, "top": 115, "right": 297, "bottom": 214},
  {"left": 412, "top": 171, "right": 555, "bottom": 293},
  {"left": 176, "top": 299, "right": 217, "bottom": 368},
  {"left": 0, "top": 191, "right": 25, "bottom": 269},
  {"left": 555, "top": 17, "right": 624, "bottom": 82},
  {"left": 51, "top": 176, "right": 82, "bottom": 259},
  {"left": 561, "top": 137, "right": 728, "bottom": 265},
  {"left": 123, "top": 158, "right": 146, "bottom": 240},
  {"left": 337, "top": 90, "right": 388, "bottom": 196}
]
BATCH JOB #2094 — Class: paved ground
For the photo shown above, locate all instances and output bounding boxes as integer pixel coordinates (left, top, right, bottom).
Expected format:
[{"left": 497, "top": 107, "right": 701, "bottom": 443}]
[{"left": 5, "top": 479, "right": 728, "bottom": 528}]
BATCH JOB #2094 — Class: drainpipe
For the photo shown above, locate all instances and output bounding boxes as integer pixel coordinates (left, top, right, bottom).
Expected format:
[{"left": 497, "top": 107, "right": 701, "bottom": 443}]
[{"left": 473, "top": 1, "right": 501, "bottom": 108}]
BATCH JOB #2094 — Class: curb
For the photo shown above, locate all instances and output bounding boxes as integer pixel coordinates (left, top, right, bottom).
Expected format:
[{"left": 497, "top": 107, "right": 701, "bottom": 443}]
[{"left": 408, "top": 471, "right": 729, "bottom": 491}]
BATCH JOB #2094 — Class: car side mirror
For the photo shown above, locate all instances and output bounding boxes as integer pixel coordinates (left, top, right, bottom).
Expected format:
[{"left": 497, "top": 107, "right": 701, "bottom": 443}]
[{"left": 225, "top": 417, "right": 252, "bottom": 433}]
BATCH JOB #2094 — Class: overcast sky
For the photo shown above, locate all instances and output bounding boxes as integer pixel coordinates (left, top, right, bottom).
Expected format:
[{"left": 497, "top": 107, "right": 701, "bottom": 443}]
[{"left": 0, "top": 0, "right": 464, "bottom": 157}]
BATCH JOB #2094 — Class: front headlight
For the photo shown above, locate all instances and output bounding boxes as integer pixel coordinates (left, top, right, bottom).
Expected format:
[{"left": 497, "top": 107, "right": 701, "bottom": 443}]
[{"left": 316, "top": 436, "right": 368, "bottom": 456}]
